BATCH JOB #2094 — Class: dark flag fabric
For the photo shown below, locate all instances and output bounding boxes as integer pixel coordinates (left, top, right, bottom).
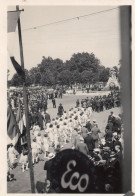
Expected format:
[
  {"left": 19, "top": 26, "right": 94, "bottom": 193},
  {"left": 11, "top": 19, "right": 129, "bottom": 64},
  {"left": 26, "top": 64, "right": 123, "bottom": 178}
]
[
  {"left": 16, "top": 102, "right": 28, "bottom": 155},
  {"left": 7, "top": 104, "right": 21, "bottom": 146},
  {"left": 10, "top": 56, "right": 25, "bottom": 79},
  {"left": 16, "top": 101, "right": 24, "bottom": 134}
]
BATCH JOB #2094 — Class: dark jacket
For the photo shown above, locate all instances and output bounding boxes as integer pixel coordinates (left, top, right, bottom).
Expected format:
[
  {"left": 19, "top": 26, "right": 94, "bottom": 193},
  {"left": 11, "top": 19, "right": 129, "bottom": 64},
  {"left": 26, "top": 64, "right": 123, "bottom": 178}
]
[
  {"left": 84, "top": 134, "right": 95, "bottom": 151},
  {"left": 45, "top": 113, "right": 51, "bottom": 124}
]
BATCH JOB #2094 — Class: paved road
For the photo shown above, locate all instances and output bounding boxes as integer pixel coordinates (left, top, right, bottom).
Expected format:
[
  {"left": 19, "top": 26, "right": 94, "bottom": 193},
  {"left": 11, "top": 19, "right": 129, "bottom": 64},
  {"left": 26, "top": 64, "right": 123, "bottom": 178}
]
[{"left": 46, "top": 92, "right": 110, "bottom": 118}]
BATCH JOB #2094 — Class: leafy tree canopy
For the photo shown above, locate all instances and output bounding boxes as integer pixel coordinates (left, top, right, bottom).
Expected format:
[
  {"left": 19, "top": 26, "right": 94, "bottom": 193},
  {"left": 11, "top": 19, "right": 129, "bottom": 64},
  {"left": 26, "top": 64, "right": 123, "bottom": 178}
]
[{"left": 9, "top": 52, "right": 119, "bottom": 87}]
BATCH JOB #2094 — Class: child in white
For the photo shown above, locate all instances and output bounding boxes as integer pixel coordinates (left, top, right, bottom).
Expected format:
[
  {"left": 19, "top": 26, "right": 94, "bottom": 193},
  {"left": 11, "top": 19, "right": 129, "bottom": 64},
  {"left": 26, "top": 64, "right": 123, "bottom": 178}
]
[
  {"left": 43, "top": 134, "right": 49, "bottom": 158},
  {"left": 19, "top": 153, "right": 28, "bottom": 172},
  {"left": 31, "top": 139, "right": 39, "bottom": 164},
  {"left": 7, "top": 143, "right": 16, "bottom": 169}
]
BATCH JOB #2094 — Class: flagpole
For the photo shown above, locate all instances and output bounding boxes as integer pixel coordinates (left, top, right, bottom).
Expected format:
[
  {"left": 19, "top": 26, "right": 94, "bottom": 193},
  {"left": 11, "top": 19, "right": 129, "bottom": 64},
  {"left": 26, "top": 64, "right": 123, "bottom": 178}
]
[{"left": 16, "top": 5, "right": 35, "bottom": 193}]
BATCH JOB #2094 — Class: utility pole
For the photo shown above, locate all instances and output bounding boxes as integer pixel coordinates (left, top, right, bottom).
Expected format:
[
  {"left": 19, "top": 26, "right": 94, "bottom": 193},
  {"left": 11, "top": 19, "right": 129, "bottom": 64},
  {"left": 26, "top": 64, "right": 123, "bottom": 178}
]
[{"left": 16, "top": 5, "right": 35, "bottom": 193}]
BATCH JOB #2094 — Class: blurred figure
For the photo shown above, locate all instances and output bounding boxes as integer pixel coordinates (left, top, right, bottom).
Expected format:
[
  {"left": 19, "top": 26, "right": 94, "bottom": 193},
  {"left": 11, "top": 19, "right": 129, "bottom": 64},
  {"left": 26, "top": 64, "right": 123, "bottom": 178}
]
[{"left": 58, "top": 103, "right": 64, "bottom": 117}]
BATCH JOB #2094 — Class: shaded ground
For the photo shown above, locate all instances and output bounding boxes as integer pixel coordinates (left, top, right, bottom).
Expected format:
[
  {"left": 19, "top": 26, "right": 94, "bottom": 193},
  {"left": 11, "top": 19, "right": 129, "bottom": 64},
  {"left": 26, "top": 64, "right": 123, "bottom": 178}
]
[{"left": 7, "top": 93, "right": 121, "bottom": 193}]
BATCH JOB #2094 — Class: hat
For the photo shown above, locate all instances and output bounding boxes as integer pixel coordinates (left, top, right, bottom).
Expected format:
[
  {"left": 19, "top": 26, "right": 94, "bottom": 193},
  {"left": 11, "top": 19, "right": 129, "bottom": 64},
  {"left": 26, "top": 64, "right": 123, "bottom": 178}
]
[
  {"left": 115, "top": 145, "right": 120, "bottom": 149},
  {"left": 79, "top": 136, "right": 84, "bottom": 141},
  {"left": 109, "top": 151, "right": 116, "bottom": 157},
  {"left": 87, "top": 131, "right": 92, "bottom": 135},
  {"left": 93, "top": 119, "right": 96, "bottom": 122},
  {"left": 113, "top": 132, "right": 117, "bottom": 136},
  {"left": 44, "top": 133, "right": 48, "bottom": 137},
  {"left": 55, "top": 145, "right": 61, "bottom": 153},
  {"left": 106, "top": 125, "right": 110, "bottom": 129},
  {"left": 94, "top": 148, "right": 101, "bottom": 153},
  {"left": 37, "top": 133, "right": 41, "bottom": 136},
  {"left": 103, "top": 146, "right": 110, "bottom": 151},
  {"left": 48, "top": 153, "right": 55, "bottom": 159}
]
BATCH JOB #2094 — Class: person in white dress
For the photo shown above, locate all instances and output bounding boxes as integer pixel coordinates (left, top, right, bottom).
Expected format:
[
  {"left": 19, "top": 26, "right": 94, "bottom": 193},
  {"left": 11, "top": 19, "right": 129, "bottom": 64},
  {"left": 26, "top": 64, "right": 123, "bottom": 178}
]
[
  {"left": 19, "top": 153, "right": 28, "bottom": 172},
  {"left": 36, "top": 132, "right": 42, "bottom": 153},
  {"left": 7, "top": 143, "right": 16, "bottom": 169},
  {"left": 31, "top": 139, "right": 39, "bottom": 164},
  {"left": 43, "top": 134, "right": 49, "bottom": 158}
]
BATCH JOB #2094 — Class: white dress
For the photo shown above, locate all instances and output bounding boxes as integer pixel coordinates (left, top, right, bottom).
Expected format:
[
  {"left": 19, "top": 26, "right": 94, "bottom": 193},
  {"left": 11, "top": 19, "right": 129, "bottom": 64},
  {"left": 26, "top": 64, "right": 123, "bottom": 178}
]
[
  {"left": 43, "top": 137, "right": 49, "bottom": 152},
  {"left": 8, "top": 146, "right": 16, "bottom": 165},
  {"left": 19, "top": 153, "right": 28, "bottom": 164},
  {"left": 31, "top": 142, "right": 39, "bottom": 158}
]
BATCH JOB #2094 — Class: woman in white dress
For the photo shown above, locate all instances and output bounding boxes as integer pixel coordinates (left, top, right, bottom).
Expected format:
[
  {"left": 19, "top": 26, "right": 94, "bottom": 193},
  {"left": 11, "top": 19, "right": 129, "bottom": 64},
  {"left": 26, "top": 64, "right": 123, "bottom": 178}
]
[
  {"left": 7, "top": 144, "right": 16, "bottom": 169},
  {"left": 43, "top": 134, "right": 49, "bottom": 158},
  {"left": 19, "top": 153, "right": 28, "bottom": 172},
  {"left": 31, "top": 139, "right": 39, "bottom": 164}
]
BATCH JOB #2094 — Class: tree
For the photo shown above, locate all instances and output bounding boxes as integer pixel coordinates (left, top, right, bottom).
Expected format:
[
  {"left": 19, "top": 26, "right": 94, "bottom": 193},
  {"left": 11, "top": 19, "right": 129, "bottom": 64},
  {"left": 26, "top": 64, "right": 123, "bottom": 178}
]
[
  {"left": 99, "top": 68, "right": 110, "bottom": 82},
  {"left": 52, "top": 58, "right": 64, "bottom": 72},
  {"left": 66, "top": 52, "right": 101, "bottom": 73},
  {"left": 10, "top": 69, "right": 31, "bottom": 87},
  {"left": 7, "top": 69, "right": 10, "bottom": 88},
  {"left": 58, "top": 70, "right": 72, "bottom": 86},
  {"left": 38, "top": 56, "right": 54, "bottom": 73},
  {"left": 40, "top": 70, "right": 55, "bottom": 86},
  {"left": 29, "top": 67, "right": 41, "bottom": 85},
  {"left": 81, "top": 70, "right": 95, "bottom": 86},
  {"left": 72, "top": 70, "right": 81, "bottom": 84},
  {"left": 9, "top": 52, "right": 111, "bottom": 87},
  {"left": 10, "top": 73, "right": 23, "bottom": 86},
  {"left": 7, "top": 69, "right": 10, "bottom": 79}
]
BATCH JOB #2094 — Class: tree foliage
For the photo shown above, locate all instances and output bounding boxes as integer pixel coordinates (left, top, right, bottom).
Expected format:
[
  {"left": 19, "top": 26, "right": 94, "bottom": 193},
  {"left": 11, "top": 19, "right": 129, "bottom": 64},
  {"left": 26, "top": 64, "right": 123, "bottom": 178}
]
[
  {"left": 99, "top": 68, "right": 110, "bottom": 82},
  {"left": 9, "top": 52, "right": 117, "bottom": 87}
]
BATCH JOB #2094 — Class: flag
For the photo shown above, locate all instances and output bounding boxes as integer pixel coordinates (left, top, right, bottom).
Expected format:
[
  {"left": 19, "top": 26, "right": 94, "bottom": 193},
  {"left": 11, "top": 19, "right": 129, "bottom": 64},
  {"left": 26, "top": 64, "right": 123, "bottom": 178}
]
[
  {"left": 7, "top": 11, "right": 21, "bottom": 33},
  {"left": 16, "top": 101, "right": 27, "bottom": 145},
  {"left": 7, "top": 104, "right": 21, "bottom": 146},
  {"left": 16, "top": 102, "right": 28, "bottom": 154},
  {"left": 16, "top": 101, "right": 24, "bottom": 134},
  {"left": 10, "top": 56, "right": 25, "bottom": 78}
]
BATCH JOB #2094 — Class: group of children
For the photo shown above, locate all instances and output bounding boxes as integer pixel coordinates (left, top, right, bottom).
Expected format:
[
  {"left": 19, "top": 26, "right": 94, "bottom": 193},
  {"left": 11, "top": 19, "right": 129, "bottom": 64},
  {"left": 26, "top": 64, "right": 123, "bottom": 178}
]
[{"left": 7, "top": 102, "right": 123, "bottom": 191}]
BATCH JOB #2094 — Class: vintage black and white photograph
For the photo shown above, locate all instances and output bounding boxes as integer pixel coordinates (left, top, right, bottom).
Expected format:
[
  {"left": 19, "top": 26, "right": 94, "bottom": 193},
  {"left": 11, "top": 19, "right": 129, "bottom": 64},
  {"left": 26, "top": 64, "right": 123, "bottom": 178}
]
[{"left": 6, "top": 4, "right": 132, "bottom": 194}]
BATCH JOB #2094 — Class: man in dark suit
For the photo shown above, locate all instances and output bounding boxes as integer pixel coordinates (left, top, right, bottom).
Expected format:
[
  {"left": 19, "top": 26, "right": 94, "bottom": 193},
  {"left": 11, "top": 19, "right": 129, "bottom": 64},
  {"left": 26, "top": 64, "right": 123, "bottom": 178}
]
[
  {"left": 86, "top": 120, "right": 92, "bottom": 132},
  {"left": 44, "top": 110, "right": 51, "bottom": 125},
  {"left": 58, "top": 103, "right": 64, "bottom": 117},
  {"left": 108, "top": 111, "right": 115, "bottom": 123},
  {"left": 76, "top": 137, "right": 89, "bottom": 156},
  {"left": 84, "top": 132, "right": 95, "bottom": 155},
  {"left": 37, "top": 111, "right": 44, "bottom": 130}
]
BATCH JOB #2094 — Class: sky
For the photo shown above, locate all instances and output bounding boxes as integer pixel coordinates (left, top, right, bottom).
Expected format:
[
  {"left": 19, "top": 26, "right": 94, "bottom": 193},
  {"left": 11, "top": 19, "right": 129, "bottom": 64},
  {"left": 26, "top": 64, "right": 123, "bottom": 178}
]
[{"left": 7, "top": 6, "right": 121, "bottom": 79}]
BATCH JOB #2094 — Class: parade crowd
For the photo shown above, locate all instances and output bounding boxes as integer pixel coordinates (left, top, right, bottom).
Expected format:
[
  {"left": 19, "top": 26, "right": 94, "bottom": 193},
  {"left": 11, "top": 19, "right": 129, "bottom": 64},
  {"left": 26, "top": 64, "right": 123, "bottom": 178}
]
[
  {"left": 79, "top": 91, "right": 121, "bottom": 112},
  {"left": 7, "top": 89, "right": 123, "bottom": 193}
]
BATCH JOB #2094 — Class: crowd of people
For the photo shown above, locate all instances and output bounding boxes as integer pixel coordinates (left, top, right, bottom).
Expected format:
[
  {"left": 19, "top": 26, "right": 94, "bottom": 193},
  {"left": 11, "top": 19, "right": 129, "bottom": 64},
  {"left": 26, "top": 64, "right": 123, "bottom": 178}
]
[
  {"left": 42, "top": 108, "right": 123, "bottom": 193},
  {"left": 7, "top": 88, "right": 123, "bottom": 193},
  {"left": 79, "top": 91, "right": 121, "bottom": 112}
]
